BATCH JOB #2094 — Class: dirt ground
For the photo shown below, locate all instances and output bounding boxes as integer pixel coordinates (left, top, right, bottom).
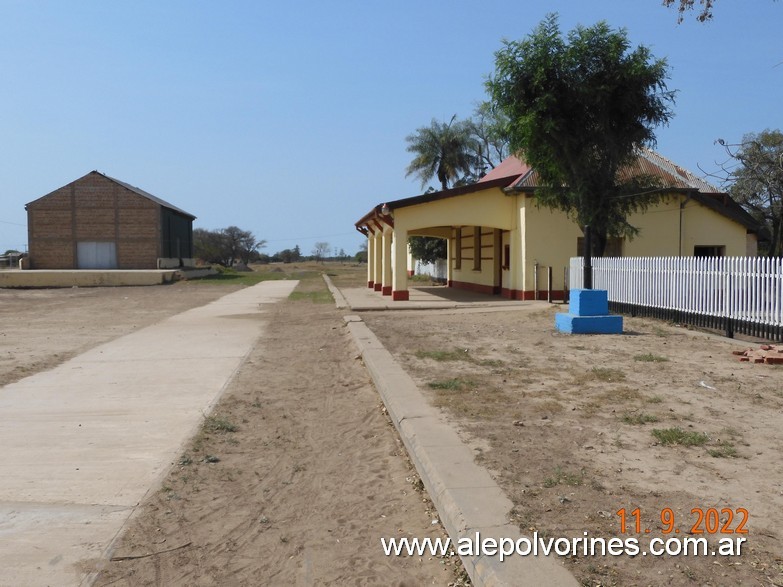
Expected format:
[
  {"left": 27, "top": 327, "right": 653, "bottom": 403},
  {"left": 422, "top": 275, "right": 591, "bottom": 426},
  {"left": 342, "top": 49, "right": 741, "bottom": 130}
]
[
  {"left": 0, "top": 269, "right": 463, "bottom": 586},
  {"left": 4, "top": 268, "right": 782, "bottom": 586},
  {"left": 0, "top": 282, "right": 245, "bottom": 387},
  {"left": 364, "top": 302, "right": 783, "bottom": 587}
]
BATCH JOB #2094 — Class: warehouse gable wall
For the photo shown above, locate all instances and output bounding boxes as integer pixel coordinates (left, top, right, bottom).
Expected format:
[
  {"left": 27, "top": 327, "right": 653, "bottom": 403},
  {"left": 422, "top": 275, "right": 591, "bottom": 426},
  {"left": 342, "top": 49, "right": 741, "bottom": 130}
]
[{"left": 26, "top": 172, "right": 191, "bottom": 270}]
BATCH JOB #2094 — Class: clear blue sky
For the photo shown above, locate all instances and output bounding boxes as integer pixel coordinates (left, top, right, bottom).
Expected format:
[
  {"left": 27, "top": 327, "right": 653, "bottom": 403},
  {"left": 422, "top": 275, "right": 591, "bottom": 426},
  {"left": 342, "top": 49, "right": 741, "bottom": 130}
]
[{"left": 1, "top": 1, "right": 780, "bottom": 256}]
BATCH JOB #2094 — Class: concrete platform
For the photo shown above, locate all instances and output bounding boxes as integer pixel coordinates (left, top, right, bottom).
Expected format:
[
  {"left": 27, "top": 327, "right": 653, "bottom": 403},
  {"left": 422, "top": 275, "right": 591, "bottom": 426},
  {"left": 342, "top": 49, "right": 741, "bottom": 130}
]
[
  {"left": 0, "top": 280, "right": 298, "bottom": 586},
  {"left": 341, "top": 285, "right": 538, "bottom": 311},
  {"left": 0, "top": 269, "right": 179, "bottom": 288}
]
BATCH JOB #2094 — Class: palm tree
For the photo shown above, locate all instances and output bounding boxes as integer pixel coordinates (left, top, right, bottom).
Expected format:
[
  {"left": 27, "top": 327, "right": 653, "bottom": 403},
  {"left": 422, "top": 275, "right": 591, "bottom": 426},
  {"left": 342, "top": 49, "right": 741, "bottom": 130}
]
[{"left": 405, "top": 115, "right": 477, "bottom": 191}]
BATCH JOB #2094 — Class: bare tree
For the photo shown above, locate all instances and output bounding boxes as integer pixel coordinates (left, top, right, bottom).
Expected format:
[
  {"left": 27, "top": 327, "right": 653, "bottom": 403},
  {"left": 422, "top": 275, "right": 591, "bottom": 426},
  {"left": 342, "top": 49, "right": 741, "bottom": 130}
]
[
  {"left": 707, "top": 131, "right": 783, "bottom": 256},
  {"left": 312, "top": 242, "right": 330, "bottom": 263}
]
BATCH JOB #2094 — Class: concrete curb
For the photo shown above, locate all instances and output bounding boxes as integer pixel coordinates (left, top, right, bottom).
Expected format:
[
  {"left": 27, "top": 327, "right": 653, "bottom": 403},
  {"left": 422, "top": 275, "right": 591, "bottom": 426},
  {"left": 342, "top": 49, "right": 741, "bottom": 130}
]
[
  {"left": 344, "top": 314, "right": 579, "bottom": 587},
  {"left": 322, "top": 273, "right": 349, "bottom": 309}
]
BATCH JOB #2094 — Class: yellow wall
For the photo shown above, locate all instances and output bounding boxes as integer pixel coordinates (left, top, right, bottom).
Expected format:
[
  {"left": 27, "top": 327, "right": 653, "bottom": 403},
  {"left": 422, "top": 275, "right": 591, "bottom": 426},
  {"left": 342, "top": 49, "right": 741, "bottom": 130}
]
[
  {"left": 392, "top": 187, "right": 516, "bottom": 232},
  {"left": 680, "top": 200, "right": 748, "bottom": 256},
  {"left": 624, "top": 196, "right": 748, "bottom": 256},
  {"left": 623, "top": 197, "right": 681, "bottom": 256},
  {"left": 520, "top": 194, "right": 751, "bottom": 290},
  {"left": 523, "top": 200, "right": 582, "bottom": 291},
  {"left": 449, "top": 226, "right": 499, "bottom": 288},
  {"left": 392, "top": 187, "right": 519, "bottom": 291},
  {"left": 392, "top": 188, "right": 751, "bottom": 295}
]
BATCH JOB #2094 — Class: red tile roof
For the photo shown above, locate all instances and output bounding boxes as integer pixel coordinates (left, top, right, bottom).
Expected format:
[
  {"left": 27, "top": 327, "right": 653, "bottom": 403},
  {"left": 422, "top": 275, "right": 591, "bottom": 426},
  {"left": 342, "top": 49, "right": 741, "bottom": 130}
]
[
  {"left": 504, "top": 149, "right": 721, "bottom": 193},
  {"left": 477, "top": 156, "right": 532, "bottom": 186}
]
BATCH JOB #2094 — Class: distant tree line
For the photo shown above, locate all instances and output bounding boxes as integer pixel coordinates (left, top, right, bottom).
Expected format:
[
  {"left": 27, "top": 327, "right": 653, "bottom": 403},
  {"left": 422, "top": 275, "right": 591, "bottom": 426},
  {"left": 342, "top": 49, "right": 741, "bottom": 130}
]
[
  {"left": 194, "top": 228, "right": 372, "bottom": 267},
  {"left": 255, "top": 243, "right": 364, "bottom": 264}
]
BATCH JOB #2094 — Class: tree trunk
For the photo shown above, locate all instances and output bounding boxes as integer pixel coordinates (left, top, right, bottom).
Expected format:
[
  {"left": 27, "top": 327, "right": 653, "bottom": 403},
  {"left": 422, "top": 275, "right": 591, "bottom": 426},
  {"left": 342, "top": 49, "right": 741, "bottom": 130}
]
[{"left": 770, "top": 215, "right": 782, "bottom": 257}]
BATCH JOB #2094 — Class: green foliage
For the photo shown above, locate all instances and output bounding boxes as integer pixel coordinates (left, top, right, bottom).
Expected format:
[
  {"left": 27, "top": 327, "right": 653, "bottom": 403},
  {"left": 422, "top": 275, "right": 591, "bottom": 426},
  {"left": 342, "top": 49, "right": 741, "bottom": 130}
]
[
  {"left": 271, "top": 245, "right": 303, "bottom": 263},
  {"left": 586, "top": 367, "right": 626, "bottom": 382},
  {"left": 288, "top": 289, "right": 333, "bottom": 303},
  {"left": 652, "top": 427, "right": 709, "bottom": 446},
  {"left": 204, "top": 416, "right": 238, "bottom": 433},
  {"left": 634, "top": 353, "right": 669, "bottom": 362},
  {"left": 408, "top": 236, "right": 447, "bottom": 264},
  {"left": 415, "top": 348, "right": 472, "bottom": 362},
  {"left": 354, "top": 241, "right": 368, "bottom": 263},
  {"left": 726, "top": 130, "right": 783, "bottom": 256},
  {"left": 427, "top": 378, "right": 477, "bottom": 391},
  {"left": 466, "top": 101, "right": 511, "bottom": 173},
  {"left": 621, "top": 412, "right": 660, "bottom": 425},
  {"left": 194, "top": 226, "right": 265, "bottom": 266},
  {"left": 405, "top": 104, "right": 512, "bottom": 189},
  {"left": 194, "top": 268, "right": 287, "bottom": 286},
  {"left": 708, "top": 441, "right": 738, "bottom": 458},
  {"left": 486, "top": 14, "right": 675, "bottom": 255},
  {"left": 405, "top": 115, "right": 477, "bottom": 190},
  {"left": 543, "top": 466, "right": 583, "bottom": 488}
]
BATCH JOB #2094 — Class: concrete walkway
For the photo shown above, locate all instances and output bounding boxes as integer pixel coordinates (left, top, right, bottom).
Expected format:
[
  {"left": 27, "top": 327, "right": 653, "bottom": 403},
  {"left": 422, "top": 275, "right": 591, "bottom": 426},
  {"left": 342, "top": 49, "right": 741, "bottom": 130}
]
[{"left": 0, "top": 280, "right": 298, "bottom": 587}]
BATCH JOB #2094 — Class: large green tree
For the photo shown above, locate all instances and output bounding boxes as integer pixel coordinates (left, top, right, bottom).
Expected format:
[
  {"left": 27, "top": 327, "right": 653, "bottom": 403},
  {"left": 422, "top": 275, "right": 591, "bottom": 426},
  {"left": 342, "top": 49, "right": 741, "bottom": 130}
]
[
  {"left": 486, "top": 14, "right": 675, "bottom": 255},
  {"left": 405, "top": 115, "right": 477, "bottom": 190},
  {"left": 408, "top": 236, "right": 447, "bottom": 264},
  {"left": 725, "top": 130, "right": 783, "bottom": 256},
  {"left": 194, "top": 226, "right": 264, "bottom": 266}
]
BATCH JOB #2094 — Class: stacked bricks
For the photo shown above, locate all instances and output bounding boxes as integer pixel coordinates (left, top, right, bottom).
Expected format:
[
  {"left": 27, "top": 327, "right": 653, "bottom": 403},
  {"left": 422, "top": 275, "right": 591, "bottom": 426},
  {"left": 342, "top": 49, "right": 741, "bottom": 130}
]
[{"left": 733, "top": 344, "right": 783, "bottom": 364}]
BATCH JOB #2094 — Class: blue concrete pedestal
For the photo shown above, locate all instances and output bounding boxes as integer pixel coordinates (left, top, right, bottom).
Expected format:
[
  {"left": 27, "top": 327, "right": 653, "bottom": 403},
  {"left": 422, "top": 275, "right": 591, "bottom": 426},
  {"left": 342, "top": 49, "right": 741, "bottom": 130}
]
[{"left": 555, "top": 289, "right": 623, "bottom": 334}]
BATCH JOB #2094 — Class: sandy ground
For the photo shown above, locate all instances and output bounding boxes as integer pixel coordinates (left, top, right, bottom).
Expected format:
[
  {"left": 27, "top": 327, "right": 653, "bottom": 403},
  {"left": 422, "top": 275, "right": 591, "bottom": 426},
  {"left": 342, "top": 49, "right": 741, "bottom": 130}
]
[
  {"left": 6, "top": 268, "right": 782, "bottom": 586},
  {"left": 364, "top": 302, "right": 783, "bottom": 586},
  {"left": 0, "top": 283, "right": 245, "bottom": 387},
  {"left": 0, "top": 271, "right": 463, "bottom": 586}
]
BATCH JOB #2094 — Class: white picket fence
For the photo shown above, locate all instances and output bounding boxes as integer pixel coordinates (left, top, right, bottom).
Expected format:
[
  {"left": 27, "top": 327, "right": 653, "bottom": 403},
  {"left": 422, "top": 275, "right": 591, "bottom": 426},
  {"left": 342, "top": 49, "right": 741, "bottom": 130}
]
[{"left": 570, "top": 256, "right": 783, "bottom": 339}]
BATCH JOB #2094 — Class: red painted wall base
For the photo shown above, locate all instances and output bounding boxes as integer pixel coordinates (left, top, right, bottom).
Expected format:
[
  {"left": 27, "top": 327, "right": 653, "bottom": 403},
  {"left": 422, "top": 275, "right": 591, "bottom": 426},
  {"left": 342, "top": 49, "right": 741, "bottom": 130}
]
[
  {"left": 374, "top": 283, "right": 382, "bottom": 292},
  {"left": 449, "top": 280, "right": 496, "bottom": 295},
  {"left": 445, "top": 281, "right": 566, "bottom": 301},
  {"left": 382, "top": 286, "right": 392, "bottom": 296},
  {"left": 367, "top": 281, "right": 374, "bottom": 288},
  {"left": 392, "top": 290, "right": 409, "bottom": 301}
]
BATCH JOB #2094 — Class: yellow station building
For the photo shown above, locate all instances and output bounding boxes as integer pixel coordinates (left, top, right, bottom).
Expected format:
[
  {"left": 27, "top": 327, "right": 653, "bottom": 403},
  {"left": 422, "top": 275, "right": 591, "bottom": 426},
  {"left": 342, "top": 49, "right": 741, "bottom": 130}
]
[{"left": 355, "top": 150, "right": 760, "bottom": 301}]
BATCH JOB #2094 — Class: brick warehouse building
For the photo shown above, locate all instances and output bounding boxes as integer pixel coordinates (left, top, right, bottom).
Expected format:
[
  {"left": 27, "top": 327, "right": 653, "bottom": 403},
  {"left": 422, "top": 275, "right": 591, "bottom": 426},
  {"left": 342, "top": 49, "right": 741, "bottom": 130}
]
[{"left": 25, "top": 171, "right": 195, "bottom": 270}]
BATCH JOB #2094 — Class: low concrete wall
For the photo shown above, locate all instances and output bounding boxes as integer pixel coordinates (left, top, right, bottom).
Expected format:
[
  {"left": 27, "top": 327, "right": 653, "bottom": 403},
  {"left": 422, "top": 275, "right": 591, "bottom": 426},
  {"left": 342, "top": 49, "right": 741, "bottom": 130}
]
[
  {"left": 0, "top": 270, "right": 177, "bottom": 288},
  {"left": 156, "top": 258, "right": 197, "bottom": 269},
  {"left": 176, "top": 267, "right": 217, "bottom": 280}
]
